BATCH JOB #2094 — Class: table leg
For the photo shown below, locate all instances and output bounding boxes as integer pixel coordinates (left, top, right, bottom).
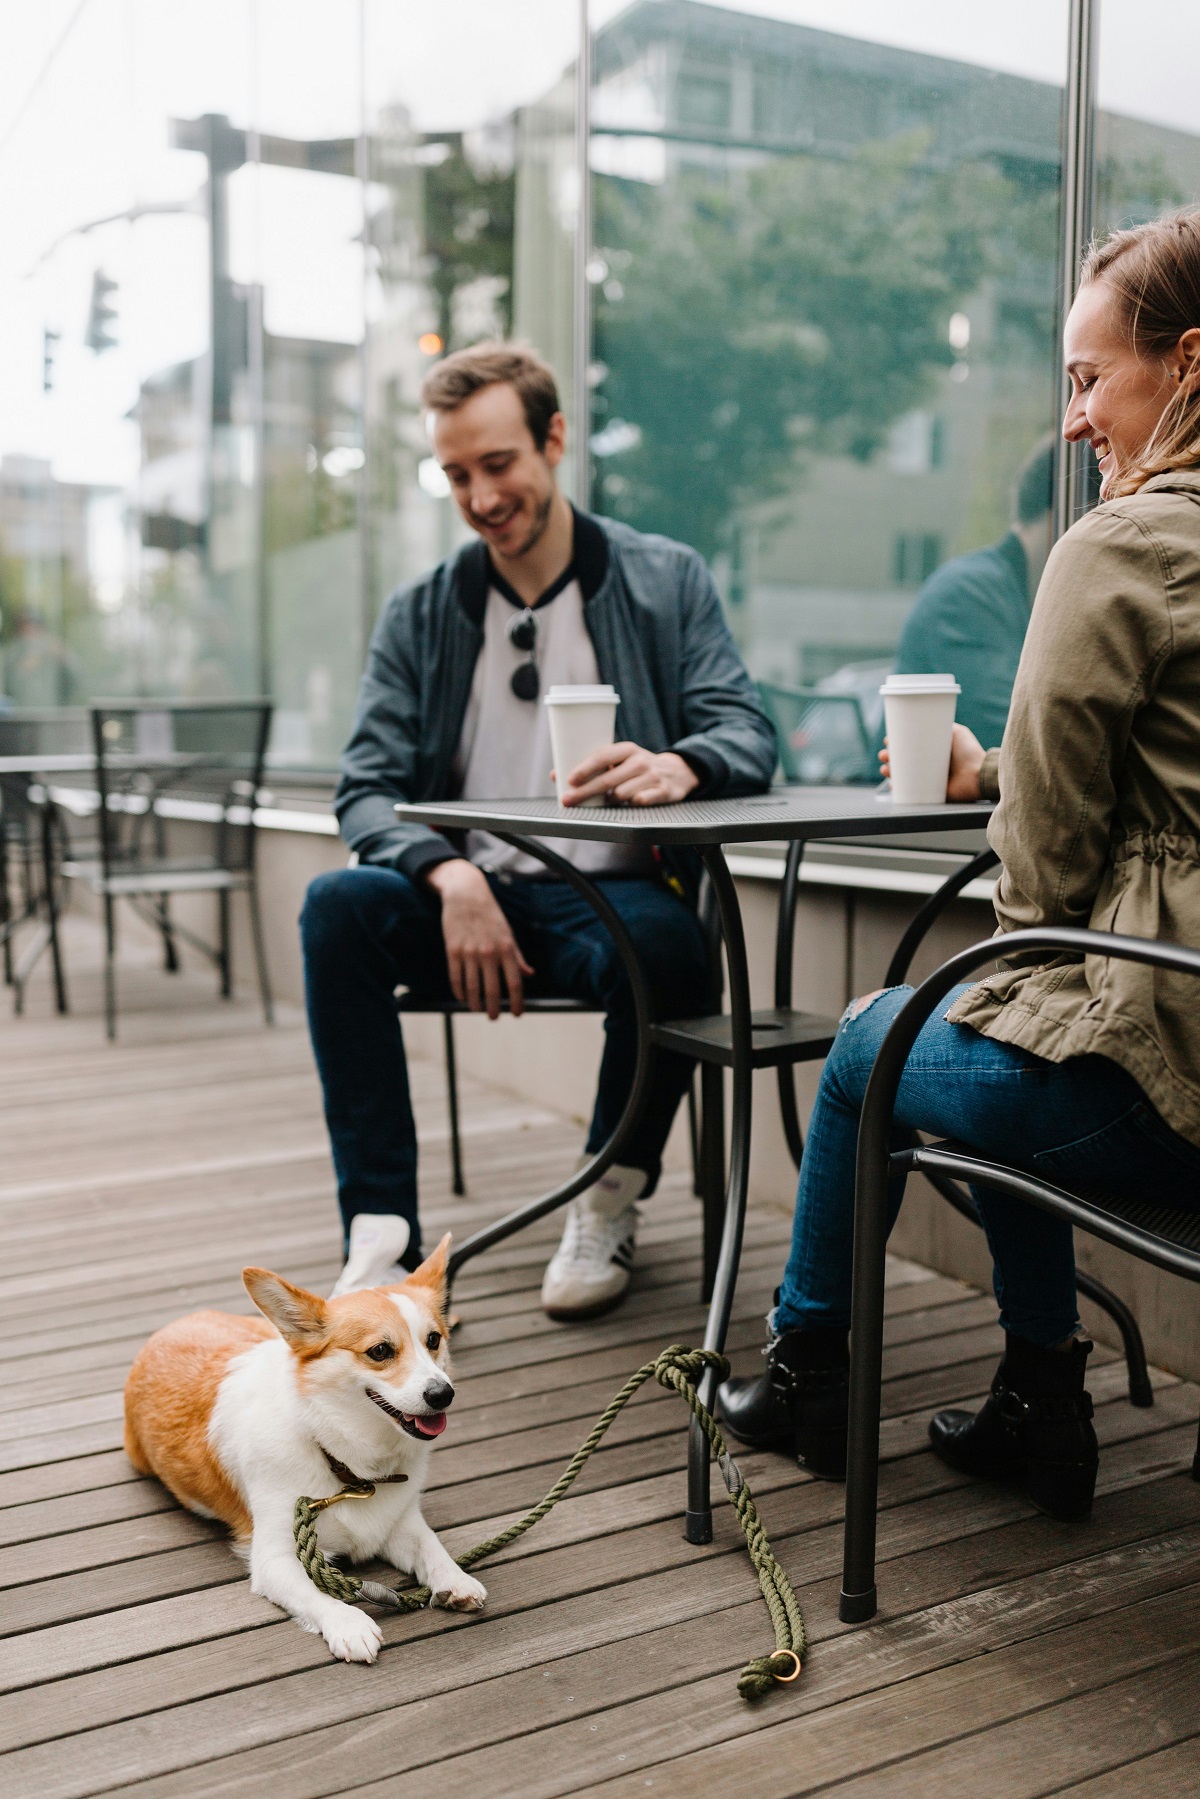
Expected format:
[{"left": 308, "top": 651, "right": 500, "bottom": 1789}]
[{"left": 686, "top": 845, "right": 755, "bottom": 1544}]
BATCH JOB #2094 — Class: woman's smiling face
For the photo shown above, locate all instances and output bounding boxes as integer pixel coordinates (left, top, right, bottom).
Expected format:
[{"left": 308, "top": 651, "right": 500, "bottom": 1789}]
[{"left": 1062, "top": 278, "right": 1186, "bottom": 495}]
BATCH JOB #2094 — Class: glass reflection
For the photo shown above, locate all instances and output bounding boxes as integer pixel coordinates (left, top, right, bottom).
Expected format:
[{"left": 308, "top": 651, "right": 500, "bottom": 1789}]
[
  {"left": 1097, "top": 2, "right": 1200, "bottom": 232},
  {"left": 589, "top": 0, "right": 1067, "bottom": 777},
  {"left": 0, "top": 0, "right": 580, "bottom": 765}
]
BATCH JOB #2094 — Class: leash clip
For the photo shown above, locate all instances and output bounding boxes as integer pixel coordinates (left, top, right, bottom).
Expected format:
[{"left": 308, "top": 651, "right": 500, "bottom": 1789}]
[{"left": 309, "top": 1483, "right": 377, "bottom": 1513}]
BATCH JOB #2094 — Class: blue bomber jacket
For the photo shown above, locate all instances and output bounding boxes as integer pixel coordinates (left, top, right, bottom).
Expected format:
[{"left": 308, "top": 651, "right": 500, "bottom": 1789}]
[{"left": 334, "top": 508, "right": 776, "bottom": 886}]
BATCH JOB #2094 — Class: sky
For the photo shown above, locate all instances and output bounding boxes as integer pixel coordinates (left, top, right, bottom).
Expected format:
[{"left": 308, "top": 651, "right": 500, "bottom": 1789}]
[{"left": 0, "top": 0, "right": 1198, "bottom": 484}]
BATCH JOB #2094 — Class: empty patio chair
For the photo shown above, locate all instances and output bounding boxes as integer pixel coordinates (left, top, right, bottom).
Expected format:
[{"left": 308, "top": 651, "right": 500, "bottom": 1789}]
[{"left": 56, "top": 699, "right": 274, "bottom": 1039}]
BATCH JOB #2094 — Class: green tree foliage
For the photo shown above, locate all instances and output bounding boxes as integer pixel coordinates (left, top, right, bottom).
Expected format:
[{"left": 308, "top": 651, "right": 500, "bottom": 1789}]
[
  {"left": 592, "top": 135, "right": 1012, "bottom": 559},
  {"left": 423, "top": 139, "right": 515, "bottom": 347}
]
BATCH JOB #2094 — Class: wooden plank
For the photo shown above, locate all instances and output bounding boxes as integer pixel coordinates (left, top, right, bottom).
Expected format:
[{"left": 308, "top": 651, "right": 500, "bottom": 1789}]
[
  {"left": 5, "top": 925, "right": 1196, "bottom": 1799},
  {"left": 0, "top": 1543, "right": 245, "bottom": 1638},
  {"left": 0, "top": 1479, "right": 177, "bottom": 1550},
  {"left": 2, "top": 1458, "right": 1195, "bottom": 1764},
  {"left": 810, "top": 1657, "right": 1200, "bottom": 1796},
  {"left": 0, "top": 1508, "right": 219, "bottom": 1590},
  {"left": 329, "top": 1590, "right": 1200, "bottom": 1799},
  {"left": 0, "top": 1360, "right": 1180, "bottom": 1561},
  {"left": 1048, "top": 1739, "right": 1200, "bottom": 1797},
  {"left": 29, "top": 1505, "right": 1200, "bottom": 1799}
]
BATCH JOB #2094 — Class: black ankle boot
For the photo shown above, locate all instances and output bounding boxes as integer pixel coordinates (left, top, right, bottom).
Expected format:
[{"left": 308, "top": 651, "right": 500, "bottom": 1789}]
[
  {"left": 717, "top": 1318, "right": 849, "bottom": 1479},
  {"left": 929, "top": 1333, "right": 1098, "bottom": 1521}
]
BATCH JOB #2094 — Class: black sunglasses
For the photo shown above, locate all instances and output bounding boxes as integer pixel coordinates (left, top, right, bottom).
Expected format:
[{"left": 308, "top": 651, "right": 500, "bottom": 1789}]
[{"left": 506, "top": 609, "right": 539, "bottom": 700}]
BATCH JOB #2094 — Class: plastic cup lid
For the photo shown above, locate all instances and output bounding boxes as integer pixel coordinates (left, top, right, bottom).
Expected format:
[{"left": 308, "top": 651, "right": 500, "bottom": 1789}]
[
  {"left": 879, "top": 673, "right": 961, "bottom": 695},
  {"left": 544, "top": 685, "right": 619, "bottom": 705}
]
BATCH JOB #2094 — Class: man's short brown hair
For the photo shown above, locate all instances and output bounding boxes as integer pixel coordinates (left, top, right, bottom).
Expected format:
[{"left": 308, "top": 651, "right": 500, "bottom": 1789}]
[{"left": 420, "top": 341, "right": 561, "bottom": 450}]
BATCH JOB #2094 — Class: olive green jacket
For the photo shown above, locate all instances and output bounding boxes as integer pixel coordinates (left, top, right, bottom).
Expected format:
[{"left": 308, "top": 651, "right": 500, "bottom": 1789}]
[{"left": 948, "top": 469, "right": 1200, "bottom": 1146}]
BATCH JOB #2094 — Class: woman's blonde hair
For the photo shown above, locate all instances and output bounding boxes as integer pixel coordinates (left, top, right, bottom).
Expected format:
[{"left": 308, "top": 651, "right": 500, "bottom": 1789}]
[{"left": 1081, "top": 208, "right": 1200, "bottom": 495}]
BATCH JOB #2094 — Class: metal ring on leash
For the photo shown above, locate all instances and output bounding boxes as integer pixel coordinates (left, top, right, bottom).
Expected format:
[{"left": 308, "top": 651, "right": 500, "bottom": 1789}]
[{"left": 770, "top": 1649, "right": 803, "bottom": 1683}]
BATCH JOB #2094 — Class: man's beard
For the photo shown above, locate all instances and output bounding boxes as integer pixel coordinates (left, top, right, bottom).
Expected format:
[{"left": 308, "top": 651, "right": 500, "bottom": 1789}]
[{"left": 479, "top": 487, "right": 553, "bottom": 563}]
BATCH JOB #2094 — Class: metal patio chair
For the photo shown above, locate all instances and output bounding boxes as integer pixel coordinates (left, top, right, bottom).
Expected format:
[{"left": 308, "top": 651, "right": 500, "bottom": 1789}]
[
  {"left": 757, "top": 679, "right": 876, "bottom": 787},
  {"left": 840, "top": 926, "right": 1200, "bottom": 1625},
  {"left": 55, "top": 699, "right": 274, "bottom": 1039},
  {"left": 880, "top": 845, "right": 1154, "bottom": 1410},
  {"left": 650, "top": 837, "right": 840, "bottom": 1294},
  {"left": 0, "top": 708, "right": 89, "bottom": 1013}
]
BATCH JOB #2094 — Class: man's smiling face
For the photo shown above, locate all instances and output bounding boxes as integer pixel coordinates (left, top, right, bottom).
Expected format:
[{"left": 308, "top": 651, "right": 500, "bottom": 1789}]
[{"left": 431, "top": 381, "right": 566, "bottom": 563}]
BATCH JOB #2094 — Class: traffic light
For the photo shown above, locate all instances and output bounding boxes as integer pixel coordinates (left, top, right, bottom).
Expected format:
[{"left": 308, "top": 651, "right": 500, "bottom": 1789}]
[
  {"left": 85, "top": 270, "right": 118, "bottom": 352},
  {"left": 42, "top": 328, "right": 60, "bottom": 392}
]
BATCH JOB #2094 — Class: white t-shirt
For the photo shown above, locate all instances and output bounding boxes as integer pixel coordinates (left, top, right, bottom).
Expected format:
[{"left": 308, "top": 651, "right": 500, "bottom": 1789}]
[{"left": 452, "top": 579, "right": 651, "bottom": 878}]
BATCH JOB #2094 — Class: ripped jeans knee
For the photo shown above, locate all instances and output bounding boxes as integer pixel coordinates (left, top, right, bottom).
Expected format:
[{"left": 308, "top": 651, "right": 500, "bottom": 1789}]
[{"left": 839, "top": 984, "right": 911, "bottom": 1031}]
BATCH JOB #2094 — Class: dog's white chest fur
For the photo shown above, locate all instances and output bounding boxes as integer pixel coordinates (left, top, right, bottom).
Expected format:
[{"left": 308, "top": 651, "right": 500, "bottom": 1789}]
[
  {"left": 129, "top": 1238, "right": 486, "bottom": 1664},
  {"left": 210, "top": 1336, "right": 430, "bottom": 1548}
]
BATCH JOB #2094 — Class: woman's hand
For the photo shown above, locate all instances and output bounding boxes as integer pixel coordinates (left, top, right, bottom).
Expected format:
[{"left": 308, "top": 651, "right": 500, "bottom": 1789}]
[{"left": 878, "top": 723, "right": 987, "bottom": 802}]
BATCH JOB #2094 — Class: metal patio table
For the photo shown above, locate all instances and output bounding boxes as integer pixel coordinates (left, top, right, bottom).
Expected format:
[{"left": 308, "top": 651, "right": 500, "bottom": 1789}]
[{"left": 397, "top": 786, "right": 994, "bottom": 1540}]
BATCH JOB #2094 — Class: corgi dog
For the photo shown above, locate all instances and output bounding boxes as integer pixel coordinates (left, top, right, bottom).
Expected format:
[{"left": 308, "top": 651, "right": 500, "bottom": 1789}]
[{"left": 123, "top": 1233, "right": 485, "bottom": 1664}]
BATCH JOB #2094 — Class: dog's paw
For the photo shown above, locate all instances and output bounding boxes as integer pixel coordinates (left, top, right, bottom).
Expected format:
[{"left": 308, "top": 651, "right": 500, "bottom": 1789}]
[
  {"left": 431, "top": 1572, "right": 487, "bottom": 1612},
  {"left": 322, "top": 1604, "right": 383, "bottom": 1663}
]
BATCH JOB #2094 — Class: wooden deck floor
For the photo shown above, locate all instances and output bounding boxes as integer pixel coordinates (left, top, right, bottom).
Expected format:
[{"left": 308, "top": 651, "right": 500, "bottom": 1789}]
[{"left": 2, "top": 920, "right": 1199, "bottom": 1797}]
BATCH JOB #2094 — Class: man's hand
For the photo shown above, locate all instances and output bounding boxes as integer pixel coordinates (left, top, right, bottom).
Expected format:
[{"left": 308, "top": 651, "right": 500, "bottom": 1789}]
[
  {"left": 424, "top": 859, "right": 533, "bottom": 1019},
  {"left": 559, "top": 744, "right": 700, "bottom": 807},
  {"left": 878, "top": 723, "right": 987, "bottom": 802}
]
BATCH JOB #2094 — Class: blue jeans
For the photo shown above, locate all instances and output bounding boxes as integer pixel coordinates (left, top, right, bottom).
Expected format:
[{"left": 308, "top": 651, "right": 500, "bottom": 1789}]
[
  {"left": 301, "top": 866, "right": 710, "bottom": 1261},
  {"left": 777, "top": 983, "right": 1200, "bottom": 1347}
]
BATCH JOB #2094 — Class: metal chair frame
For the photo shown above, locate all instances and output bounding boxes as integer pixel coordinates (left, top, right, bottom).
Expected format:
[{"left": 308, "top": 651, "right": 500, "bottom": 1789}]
[
  {"left": 0, "top": 709, "right": 88, "bottom": 1013},
  {"left": 57, "top": 699, "right": 275, "bottom": 1039},
  {"left": 882, "top": 845, "right": 1154, "bottom": 1409},
  {"left": 397, "top": 880, "right": 722, "bottom": 1296},
  {"left": 757, "top": 679, "right": 876, "bottom": 786},
  {"left": 840, "top": 926, "right": 1200, "bottom": 1625}
]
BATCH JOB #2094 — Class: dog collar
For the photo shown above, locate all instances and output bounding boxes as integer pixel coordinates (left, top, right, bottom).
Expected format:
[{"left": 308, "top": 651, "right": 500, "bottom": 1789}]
[{"left": 320, "top": 1446, "right": 408, "bottom": 1493}]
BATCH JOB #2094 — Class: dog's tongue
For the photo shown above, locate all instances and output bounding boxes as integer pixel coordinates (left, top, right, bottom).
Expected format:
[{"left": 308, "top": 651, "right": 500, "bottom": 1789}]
[{"left": 407, "top": 1411, "right": 447, "bottom": 1438}]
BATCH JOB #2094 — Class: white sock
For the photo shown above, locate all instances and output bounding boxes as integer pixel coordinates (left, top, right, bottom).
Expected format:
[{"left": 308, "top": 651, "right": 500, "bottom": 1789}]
[
  {"left": 332, "top": 1213, "right": 411, "bottom": 1297},
  {"left": 575, "top": 1158, "right": 649, "bottom": 1219}
]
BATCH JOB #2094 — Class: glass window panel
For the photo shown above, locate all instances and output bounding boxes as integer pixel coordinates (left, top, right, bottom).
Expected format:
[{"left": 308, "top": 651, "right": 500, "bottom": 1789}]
[
  {"left": 1097, "top": 2, "right": 1200, "bottom": 232},
  {"left": 362, "top": 0, "right": 581, "bottom": 761},
  {"left": 0, "top": 1, "right": 580, "bottom": 770},
  {"left": 589, "top": 0, "right": 1068, "bottom": 772}
]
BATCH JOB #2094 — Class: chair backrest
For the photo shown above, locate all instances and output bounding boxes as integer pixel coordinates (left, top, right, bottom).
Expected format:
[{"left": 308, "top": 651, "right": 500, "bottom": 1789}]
[
  {"left": 89, "top": 699, "right": 273, "bottom": 873},
  {"left": 757, "top": 681, "right": 874, "bottom": 785}
]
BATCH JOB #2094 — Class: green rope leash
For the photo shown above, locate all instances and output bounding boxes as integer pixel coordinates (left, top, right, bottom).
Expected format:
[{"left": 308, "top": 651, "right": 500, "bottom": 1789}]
[{"left": 293, "top": 1344, "right": 805, "bottom": 1700}]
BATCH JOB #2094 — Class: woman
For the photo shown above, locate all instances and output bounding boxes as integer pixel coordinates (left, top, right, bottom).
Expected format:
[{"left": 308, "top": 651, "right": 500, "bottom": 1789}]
[{"left": 719, "top": 210, "right": 1200, "bottom": 1521}]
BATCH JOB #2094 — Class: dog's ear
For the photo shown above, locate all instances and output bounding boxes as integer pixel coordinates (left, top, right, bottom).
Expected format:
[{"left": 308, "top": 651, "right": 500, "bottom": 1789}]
[
  {"left": 243, "top": 1268, "right": 328, "bottom": 1347},
  {"left": 398, "top": 1232, "right": 452, "bottom": 1309}
]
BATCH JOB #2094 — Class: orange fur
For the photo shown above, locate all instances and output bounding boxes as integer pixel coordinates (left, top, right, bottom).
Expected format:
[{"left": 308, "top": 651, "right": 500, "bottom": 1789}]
[{"left": 123, "top": 1310, "right": 271, "bottom": 1539}]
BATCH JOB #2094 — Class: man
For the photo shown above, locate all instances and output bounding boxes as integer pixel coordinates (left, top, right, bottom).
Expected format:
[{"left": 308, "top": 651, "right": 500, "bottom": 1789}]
[
  {"left": 301, "top": 342, "right": 775, "bottom": 1319},
  {"left": 890, "top": 437, "right": 1055, "bottom": 745}
]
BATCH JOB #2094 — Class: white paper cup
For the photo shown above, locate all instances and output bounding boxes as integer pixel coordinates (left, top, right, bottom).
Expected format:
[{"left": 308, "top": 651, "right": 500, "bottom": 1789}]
[
  {"left": 545, "top": 684, "right": 620, "bottom": 806},
  {"left": 880, "top": 673, "right": 960, "bottom": 805}
]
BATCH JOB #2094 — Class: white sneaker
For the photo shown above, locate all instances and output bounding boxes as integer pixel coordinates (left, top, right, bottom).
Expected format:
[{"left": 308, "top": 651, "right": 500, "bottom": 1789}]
[
  {"left": 332, "top": 1213, "right": 411, "bottom": 1297},
  {"left": 540, "top": 1164, "right": 646, "bottom": 1321}
]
